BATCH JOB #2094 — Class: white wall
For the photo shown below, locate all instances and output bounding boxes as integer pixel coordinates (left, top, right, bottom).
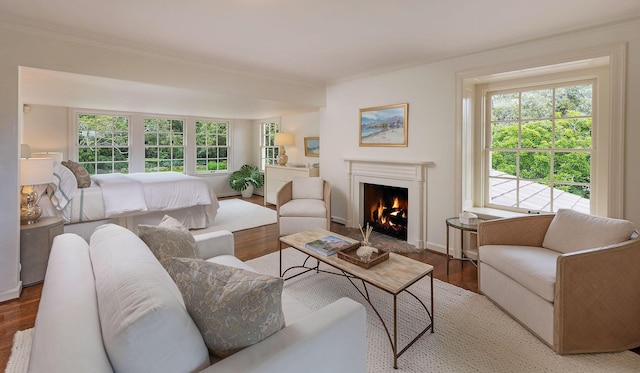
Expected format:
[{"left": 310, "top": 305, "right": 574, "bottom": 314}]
[
  {"left": 0, "top": 25, "right": 324, "bottom": 301},
  {"left": 281, "top": 112, "right": 320, "bottom": 167},
  {"left": 321, "top": 20, "right": 640, "bottom": 253}
]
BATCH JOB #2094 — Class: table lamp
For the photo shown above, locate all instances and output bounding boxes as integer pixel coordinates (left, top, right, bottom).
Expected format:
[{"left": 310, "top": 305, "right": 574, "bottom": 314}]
[
  {"left": 20, "top": 158, "right": 54, "bottom": 225},
  {"left": 274, "top": 132, "right": 295, "bottom": 166}
]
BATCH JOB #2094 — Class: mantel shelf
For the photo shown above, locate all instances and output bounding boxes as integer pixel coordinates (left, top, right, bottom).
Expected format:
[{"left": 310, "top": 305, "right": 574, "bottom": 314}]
[{"left": 343, "top": 158, "right": 434, "bottom": 166}]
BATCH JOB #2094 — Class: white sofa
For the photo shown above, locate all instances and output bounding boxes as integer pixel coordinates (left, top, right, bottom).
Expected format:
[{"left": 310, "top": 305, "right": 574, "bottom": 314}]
[
  {"left": 478, "top": 209, "right": 640, "bottom": 354},
  {"left": 28, "top": 224, "right": 367, "bottom": 373}
]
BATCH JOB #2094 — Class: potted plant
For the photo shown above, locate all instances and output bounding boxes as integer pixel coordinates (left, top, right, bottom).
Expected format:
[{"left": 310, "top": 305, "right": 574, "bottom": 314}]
[{"left": 229, "top": 164, "right": 264, "bottom": 198}]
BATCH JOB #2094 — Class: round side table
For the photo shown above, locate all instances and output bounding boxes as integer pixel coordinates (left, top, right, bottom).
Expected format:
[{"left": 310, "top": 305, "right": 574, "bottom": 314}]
[{"left": 445, "top": 217, "right": 484, "bottom": 276}]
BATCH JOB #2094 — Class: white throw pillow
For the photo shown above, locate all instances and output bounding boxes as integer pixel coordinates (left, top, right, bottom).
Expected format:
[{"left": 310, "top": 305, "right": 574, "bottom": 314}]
[
  {"left": 542, "top": 209, "right": 636, "bottom": 254},
  {"left": 89, "top": 224, "right": 209, "bottom": 373},
  {"left": 292, "top": 177, "right": 324, "bottom": 200}
]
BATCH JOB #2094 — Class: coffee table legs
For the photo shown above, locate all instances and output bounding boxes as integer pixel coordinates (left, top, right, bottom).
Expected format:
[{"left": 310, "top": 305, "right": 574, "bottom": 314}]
[{"left": 281, "top": 253, "right": 434, "bottom": 369}]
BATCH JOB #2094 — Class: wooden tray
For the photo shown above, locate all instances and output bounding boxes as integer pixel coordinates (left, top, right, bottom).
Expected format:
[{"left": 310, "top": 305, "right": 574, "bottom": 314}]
[{"left": 337, "top": 244, "right": 389, "bottom": 269}]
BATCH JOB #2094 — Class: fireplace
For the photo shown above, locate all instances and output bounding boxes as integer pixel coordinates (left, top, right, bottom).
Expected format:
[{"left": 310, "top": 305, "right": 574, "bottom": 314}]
[
  {"left": 345, "top": 158, "right": 432, "bottom": 249},
  {"left": 363, "top": 183, "right": 408, "bottom": 240}
]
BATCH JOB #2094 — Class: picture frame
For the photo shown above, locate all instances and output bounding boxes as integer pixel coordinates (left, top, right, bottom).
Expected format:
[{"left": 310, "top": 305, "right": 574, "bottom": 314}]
[
  {"left": 359, "top": 103, "right": 408, "bottom": 147},
  {"left": 304, "top": 137, "right": 320, "bottom": 157}
]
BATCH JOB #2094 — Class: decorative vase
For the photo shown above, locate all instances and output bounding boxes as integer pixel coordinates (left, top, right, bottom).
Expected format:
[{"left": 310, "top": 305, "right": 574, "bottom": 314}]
[{"left": 241, "top": 185, "right": 254, "bottom": 198}]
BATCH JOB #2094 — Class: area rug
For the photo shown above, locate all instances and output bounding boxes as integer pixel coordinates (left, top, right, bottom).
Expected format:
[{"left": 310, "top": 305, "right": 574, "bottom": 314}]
[
  {"left": 247, "top": 249, "right": 640, "bottom": 373},
  {"left": 192, "top": 198, "right": 276, "bottom": 234},
  {"left": 5, "top": 328, "right": 32, "bottom": 373}
]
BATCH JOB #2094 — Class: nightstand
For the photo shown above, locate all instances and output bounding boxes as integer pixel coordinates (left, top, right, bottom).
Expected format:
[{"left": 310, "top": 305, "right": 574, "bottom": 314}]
[{"left": 20, "top": 216, "right": 64, "bottom": 286}]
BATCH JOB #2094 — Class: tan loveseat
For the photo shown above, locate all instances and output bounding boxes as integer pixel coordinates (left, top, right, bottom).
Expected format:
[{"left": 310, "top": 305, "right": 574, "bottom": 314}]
[{"left": 477, "top": 209, "right": 640, "bottom": 354}]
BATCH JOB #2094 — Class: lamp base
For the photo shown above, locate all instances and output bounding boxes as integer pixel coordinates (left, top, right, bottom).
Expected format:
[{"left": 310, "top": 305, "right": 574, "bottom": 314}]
[
  {"left": 20, "top": 185, "right": 42, "bottom": 225},
  {"left": 21, "top": 206, "right": 42, "bottom": 225},
  {"left": 277, "top": 146, "right": 288, "bottom": 166},
  {"left": 277, "top": 154, "right": 289, "bottom": 166}
]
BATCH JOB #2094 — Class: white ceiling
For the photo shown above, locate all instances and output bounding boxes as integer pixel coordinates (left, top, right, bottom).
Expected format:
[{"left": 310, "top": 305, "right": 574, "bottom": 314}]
[{"left": 3, "top": 0, "right": 640, "bottom": 118}]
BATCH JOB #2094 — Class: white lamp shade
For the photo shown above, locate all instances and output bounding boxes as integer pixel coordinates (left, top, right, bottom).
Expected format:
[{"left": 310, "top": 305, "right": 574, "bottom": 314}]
[
  {"left": 20, "top": 158, "right": 54, "bottom": 186},
  {"left": 274, "top": 132, "right": 295, "bottom": 146},
  {"left": 31, "top": 151, "right": 64, "bottom": 164}
]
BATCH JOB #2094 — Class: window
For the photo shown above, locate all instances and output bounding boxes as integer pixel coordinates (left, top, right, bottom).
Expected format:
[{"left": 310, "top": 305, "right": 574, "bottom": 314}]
[
  {"left": 457, "top": 47, "right": 628, "bottom": 219},
  {"left": 260, "top": 120, "right": 280, "bottom": 170},
  {"left": 486, "top": 82, "right": 593, "bottom": 213},
  {"left": 77, "top": 114, "right": 129, "bottom": 174},
  {"left": 195, "top": 120, "right": 229, "bottom": 172},
  {"left": 144, "top": 118, "right": 184, "bottom": 172}
]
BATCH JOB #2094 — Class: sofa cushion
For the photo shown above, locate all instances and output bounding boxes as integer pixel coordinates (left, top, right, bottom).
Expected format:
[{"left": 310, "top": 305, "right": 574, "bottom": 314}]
[
  {"left": 167, "top": 257, "right": 286, "bottom": 358},
  {"left": 89, "top": 224, "right": 209, "bottom": 373},
  {"left": 542, "top": 209, "right": 636, "bottom": 254},
  {"left": 480, "top": 245, "right": 560, "bottom": 302},
  {"left": 279, "top": 199, "right": 326, "bottom": 218},
  {"left": 292, "top": 177, "right": 324, "bottom": 200},
  {"left": 137, "top": 214, "right": 201, "bottom": 269}
]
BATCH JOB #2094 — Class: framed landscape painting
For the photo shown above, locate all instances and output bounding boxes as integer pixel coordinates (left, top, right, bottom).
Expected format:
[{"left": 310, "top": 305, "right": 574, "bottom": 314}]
[
  {"left": 359, "top": 103, "right": 408, "bottom": 147},
  {"left": 304, "top": 137, "right": 319, "bottom": 157}
]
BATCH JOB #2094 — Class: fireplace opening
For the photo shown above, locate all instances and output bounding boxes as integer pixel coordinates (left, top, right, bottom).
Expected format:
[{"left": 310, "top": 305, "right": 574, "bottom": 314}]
[{"left": 363, "top": 183, "right": 408, "bottom": 240}]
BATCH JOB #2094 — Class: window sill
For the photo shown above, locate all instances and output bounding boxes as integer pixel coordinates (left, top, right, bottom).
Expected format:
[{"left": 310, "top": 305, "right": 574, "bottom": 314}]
[{"left": 464, "top": 207, "right": 527, "bottom": 221}]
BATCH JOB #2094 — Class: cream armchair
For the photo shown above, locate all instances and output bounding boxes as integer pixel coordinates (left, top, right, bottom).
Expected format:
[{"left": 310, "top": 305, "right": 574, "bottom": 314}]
[
  {"left": 277, "top": 177, "right": 331, "bottom": 237},
  {"left": 477, "top": 209, "right": 640, "bottom": 354}
]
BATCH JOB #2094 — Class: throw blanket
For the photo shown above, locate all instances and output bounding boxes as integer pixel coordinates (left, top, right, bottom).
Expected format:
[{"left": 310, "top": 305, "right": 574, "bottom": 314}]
[
  {"left": 92, "top": 172, "right": 217, "bottom": 218},
  {"left": 91, "top": 173, "right": 147, "bottom": 217}
]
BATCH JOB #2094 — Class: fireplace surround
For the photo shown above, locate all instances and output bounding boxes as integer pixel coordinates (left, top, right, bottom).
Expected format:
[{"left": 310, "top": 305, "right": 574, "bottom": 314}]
[{"left": 344, "top": 158, "right": 432, "bottom": 249}]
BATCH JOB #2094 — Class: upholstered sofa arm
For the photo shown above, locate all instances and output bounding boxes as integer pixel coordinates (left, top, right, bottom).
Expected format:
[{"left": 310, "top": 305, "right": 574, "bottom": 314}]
[
  {"left": 201, "top": 297, "right": 367, "bottom": 373},
  {"left": 276, "top": 181, "right": 293, "bottom": 208},
  {"left": 29, "top": 234, "right": 114, "bottom": 373},
  {"left": 194, "top": 230, "right": 235, "bottom": 259},
  {"left": 478, "top": 214, "right": 554, "bottom": 247},
  {"left": 554, "top": 237, "right": 640, "bottom": 353}
]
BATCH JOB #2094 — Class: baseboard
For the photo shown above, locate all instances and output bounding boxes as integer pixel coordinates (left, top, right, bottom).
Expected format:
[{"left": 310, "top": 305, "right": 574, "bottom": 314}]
[
  {"left": 331, "top": 216, "right": 346, "bottom": 225},
  {"left": 0, "top": 281, "right": 22, "bottom": 302}
]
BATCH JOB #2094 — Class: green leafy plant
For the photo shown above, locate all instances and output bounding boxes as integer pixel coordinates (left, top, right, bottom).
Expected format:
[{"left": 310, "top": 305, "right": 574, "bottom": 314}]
[{"left": 228, "top": 164, "right": 264, "bottom": 192}]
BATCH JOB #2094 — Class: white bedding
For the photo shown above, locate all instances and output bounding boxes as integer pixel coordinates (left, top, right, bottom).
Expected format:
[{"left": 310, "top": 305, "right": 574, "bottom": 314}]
[{"left": 42, "top": 171, "right": 219, "bottom": 228}]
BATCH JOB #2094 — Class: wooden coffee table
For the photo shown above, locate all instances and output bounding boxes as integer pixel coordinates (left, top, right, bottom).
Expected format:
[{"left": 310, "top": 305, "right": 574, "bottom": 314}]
[{"left": 279, "top": 228, "right": 434, "bottom": 369}]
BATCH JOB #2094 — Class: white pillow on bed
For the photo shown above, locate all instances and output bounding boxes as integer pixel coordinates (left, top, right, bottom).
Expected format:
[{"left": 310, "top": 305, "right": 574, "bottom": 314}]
[{"left": 47, "top": 163, "right": 78, "bottom": 210}]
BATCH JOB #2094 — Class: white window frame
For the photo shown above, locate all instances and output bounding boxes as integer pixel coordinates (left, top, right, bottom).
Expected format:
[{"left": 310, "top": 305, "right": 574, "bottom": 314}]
[
  {"left": 260, "top": 119, "right": 280, "bottom": 171},
  {"left": 71, "top": 110, "right": 131, "bottom": 174},
  {"left": 482, "top": 79, "right": 595, "bottom": 214},
  {"left": 194, "top": 119, "right": 230, "bottom": 174},
  {"left": 143, "top": 116, "right": 186, "bottom": 173},
  {"left": 70, "top": 109, "right": 232, "bottom": 176},
  {"left": 455, "top": 43, "right": 626, "bottom": 219}
]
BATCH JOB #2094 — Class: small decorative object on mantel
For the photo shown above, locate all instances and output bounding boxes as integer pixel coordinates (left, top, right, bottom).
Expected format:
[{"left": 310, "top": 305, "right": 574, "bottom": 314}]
[{"left": 459, "top": 211, "right": 479, "bottom": 225}]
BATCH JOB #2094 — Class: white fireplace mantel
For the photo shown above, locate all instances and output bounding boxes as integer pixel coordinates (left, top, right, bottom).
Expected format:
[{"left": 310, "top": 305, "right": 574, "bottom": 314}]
[{"left": 344, "top": 158, "right": 433, "bottom": 249}]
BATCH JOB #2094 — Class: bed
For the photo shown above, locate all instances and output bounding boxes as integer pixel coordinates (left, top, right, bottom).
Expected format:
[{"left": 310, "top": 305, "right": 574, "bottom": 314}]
[{"left": 40, "top": 163, "right": 219, "bottom": 240}]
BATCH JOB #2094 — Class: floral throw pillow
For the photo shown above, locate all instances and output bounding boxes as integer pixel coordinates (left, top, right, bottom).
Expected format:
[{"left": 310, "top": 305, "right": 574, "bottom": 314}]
[
  {"left": 167, "top": 257, "right": 285, "bottom": 358},
  {"left": 61, "top": 159, "right": 91, "bottom": 188},
  {"left": 138, "top": 215, "right": 201, "bottom": 269}
]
